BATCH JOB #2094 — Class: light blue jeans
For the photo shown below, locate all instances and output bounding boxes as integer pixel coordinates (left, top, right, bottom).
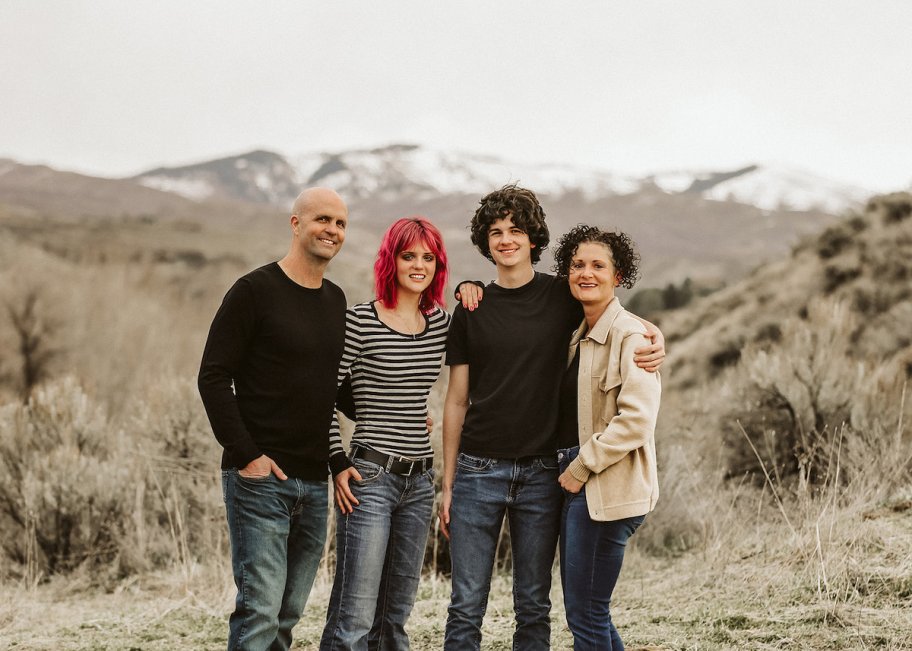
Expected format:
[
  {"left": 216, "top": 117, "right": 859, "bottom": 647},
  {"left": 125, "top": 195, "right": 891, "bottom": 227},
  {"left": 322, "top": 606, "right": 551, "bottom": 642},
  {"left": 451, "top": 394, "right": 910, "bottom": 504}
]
[
  {"left": 222, "top": 469, "right": 328, "bottom": 651},
  {"left": 444, "top": 452, "right": 562, "bottom": 651},
  {"left": 320, "top": 456, "right": 435, "bottom": 651}
]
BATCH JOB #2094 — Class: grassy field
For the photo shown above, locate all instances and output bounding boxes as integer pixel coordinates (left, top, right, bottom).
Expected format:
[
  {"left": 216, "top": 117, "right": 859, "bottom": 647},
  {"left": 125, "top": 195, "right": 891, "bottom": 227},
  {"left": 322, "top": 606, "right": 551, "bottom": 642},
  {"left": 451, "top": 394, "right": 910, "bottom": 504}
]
[
  {"left": 2, "top": 195, "right": 911, "bottom": 650},
  {"left": 2, "top": 502, "right": 910, "bottom": 651}
]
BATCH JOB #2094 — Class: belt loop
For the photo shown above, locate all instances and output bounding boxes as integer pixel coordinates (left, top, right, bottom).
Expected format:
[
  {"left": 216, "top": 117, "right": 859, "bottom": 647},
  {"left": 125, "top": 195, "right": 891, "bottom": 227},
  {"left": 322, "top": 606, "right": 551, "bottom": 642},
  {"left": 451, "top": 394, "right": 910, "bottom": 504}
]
[{"left": 384, "top": 455, "right": 394, "bottom": 473}]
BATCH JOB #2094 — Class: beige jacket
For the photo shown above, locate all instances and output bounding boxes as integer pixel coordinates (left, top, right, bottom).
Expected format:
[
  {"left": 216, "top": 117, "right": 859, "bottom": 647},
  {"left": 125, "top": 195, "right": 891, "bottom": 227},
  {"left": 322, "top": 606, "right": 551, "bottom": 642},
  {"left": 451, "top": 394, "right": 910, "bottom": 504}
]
[{"left": 565, "top": 297, "right": 661, "bottom": 521}]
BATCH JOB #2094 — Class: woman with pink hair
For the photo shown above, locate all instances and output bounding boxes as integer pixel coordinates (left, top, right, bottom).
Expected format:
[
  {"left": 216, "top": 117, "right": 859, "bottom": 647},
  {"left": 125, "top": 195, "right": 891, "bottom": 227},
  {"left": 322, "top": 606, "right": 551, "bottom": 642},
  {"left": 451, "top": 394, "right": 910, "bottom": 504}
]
[{"left": 321, "top": 217, "right": 450, "bottom": 651}]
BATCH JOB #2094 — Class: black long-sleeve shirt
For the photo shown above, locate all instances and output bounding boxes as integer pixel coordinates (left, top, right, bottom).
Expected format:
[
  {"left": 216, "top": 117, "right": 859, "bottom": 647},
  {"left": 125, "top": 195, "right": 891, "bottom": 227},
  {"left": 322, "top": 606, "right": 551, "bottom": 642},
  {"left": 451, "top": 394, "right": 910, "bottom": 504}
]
[{"left": 198, "top": 262, "right": 347, "bottom": 480}]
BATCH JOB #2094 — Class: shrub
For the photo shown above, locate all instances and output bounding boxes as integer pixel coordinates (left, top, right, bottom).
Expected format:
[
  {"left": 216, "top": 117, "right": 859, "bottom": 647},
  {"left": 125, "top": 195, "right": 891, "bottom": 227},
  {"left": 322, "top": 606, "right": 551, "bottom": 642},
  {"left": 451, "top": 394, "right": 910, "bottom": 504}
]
[
  {"left": 823, "top": 263, "right": 861, "bottom": 293},
  {"left": 880, "top": 193, "right": 912, "bottom": 224},
  {"left": 0, "top": 378, "right": 133, "bottom": 577},
  {"left": 721, "top": 301, "right": 879, "bottom": 484},
  {"left": 816, "top": 225, "right": 853, "bottom": 259},
  {"left": 0, "top": 376, "right": 228, "bottom": 582},
  {"left": 128, "top": 377, "right": 225, "bottom": 571}
]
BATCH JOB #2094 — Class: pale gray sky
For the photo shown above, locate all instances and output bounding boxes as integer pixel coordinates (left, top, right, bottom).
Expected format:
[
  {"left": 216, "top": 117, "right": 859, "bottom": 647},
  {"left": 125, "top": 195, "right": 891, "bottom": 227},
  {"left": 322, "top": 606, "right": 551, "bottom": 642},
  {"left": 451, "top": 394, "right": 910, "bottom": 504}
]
[{"left": 2, "top": 0, "right": 910, "bottom": 191}]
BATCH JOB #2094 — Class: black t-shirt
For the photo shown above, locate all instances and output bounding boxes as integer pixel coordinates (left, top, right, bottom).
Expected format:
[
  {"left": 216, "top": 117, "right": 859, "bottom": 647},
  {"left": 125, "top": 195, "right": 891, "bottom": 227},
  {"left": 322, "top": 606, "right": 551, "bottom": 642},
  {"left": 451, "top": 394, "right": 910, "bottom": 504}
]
[
  {"left": 446, "top": 272, "right": 582, "bottom": 458},
  {"left": 198, "top": 262, "right": 347, "bottom": 479},
  {"left": 556, "top": 346, "right": 581, "bottom": 449}
]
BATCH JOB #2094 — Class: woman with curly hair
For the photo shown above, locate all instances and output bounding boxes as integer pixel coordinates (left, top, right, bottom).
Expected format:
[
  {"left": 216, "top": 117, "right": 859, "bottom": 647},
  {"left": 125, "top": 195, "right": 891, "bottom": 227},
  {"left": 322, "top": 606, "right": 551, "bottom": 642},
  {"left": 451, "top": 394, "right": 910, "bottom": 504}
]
[
  {"left": 552, "top": 224, "right": 661, "bottom": 651},
  {"left": 321, "top": 217, "right": 450, "bottom": 651}
]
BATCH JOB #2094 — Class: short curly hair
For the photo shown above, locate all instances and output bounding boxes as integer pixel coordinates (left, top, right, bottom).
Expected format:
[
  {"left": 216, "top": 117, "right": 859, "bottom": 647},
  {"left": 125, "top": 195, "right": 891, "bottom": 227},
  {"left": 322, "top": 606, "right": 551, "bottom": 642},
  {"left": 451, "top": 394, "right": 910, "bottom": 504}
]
[
  {"left": 470, "top": 184, "right": 550, "bottom": 265},
  {"left": 552, "top": 225, "right": 640, "bottom": 289}
]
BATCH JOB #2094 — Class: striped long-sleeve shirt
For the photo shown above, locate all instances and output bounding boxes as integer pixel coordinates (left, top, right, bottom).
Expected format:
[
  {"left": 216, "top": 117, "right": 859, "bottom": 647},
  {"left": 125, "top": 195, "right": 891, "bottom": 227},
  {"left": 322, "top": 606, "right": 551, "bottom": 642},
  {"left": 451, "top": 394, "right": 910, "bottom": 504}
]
[{"left": 328, "top": 301, "right": 451, "bottom": 472}]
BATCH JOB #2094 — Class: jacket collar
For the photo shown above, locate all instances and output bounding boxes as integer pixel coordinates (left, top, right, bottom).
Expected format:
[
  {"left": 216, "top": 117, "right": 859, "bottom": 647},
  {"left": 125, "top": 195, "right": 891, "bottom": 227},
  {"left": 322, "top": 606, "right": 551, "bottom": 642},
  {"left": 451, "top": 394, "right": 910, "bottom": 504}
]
[{"left": 569, "top": 296, "right": 623, "bottom": 347}]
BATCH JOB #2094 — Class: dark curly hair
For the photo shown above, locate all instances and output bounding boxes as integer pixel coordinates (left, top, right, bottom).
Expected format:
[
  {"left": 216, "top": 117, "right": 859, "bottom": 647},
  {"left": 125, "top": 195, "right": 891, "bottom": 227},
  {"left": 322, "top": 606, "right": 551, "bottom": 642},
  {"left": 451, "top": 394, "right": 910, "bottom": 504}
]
[
  {"left": 552, "top": 225, "right": 640, "bottom": 289},
  {"left": 470, "top": 184, "right": 550, "bottom": 265}
]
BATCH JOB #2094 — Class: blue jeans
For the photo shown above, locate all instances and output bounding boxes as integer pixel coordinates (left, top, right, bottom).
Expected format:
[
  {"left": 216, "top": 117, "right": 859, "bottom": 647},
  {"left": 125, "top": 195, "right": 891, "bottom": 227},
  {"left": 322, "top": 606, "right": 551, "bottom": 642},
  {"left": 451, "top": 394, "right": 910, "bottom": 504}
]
[
  {"left": 558, "top": 447, "right": 644, "bottom": 651},
  {"left": 444, "top": 452, "right": 562, "bottom": 651},
  {"left": 320, "top": 456, "right": 435, "bottom": 651},
  {"left": 222, "top": 469, "right": 328, "bottom": 651}
]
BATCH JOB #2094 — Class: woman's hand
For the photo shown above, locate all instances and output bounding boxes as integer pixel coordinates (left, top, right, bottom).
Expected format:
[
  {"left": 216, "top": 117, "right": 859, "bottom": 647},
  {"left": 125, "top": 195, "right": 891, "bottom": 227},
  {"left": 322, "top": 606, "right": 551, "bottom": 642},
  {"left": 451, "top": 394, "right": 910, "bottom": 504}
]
[
  {"left": 333, "top": 466, "right": 363, "bottom": 513},
  {"left": 455, "top": 283, "right": 484, "bottom": 311},
  {"left": 558, "top": 468, "right": 585, "bottom": 494}
]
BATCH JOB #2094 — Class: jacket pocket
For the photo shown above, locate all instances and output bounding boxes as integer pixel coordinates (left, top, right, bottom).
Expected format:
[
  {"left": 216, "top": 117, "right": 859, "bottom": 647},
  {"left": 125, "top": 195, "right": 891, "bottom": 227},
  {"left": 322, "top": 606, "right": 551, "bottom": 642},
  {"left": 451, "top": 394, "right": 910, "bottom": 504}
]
[{"left": 597, "top": 371, "right": 622, "bottom": 422}]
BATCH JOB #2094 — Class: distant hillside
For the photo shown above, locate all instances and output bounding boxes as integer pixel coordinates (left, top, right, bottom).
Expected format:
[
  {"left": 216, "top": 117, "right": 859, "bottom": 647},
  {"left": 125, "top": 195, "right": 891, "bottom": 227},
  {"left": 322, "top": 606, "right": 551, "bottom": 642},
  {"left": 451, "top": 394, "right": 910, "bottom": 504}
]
[
  {"left": 656, "top": 192, "right": 912, "bottom": 479},
  {"left": 662, "top": 192, "right": 912, "bottom": 391},
  {"left": 0, "top": 160, "right": 272, "bottom": 226},
  {"left": 1, "top": 148, "right": 872, "bottom": 289}
]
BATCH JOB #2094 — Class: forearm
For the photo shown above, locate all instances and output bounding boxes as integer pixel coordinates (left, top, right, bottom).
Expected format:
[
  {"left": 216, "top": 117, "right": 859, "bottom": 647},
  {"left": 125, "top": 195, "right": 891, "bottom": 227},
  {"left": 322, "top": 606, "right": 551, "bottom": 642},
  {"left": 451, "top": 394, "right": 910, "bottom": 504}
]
[
  {"left": 441, "top": 403, "right": 467, "bottom": 492},
  {"left": 198, "top": 364, "right": 260, "bottom": 466},
  {"left": 441, "top": 364, "right": 470, "bottom": 492}
]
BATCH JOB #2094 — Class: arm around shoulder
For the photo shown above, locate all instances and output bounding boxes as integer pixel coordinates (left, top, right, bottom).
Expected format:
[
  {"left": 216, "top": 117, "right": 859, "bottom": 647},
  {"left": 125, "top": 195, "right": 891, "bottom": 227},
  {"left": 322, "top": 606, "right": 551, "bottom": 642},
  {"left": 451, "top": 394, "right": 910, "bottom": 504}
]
[{"left": 625, "top": 310, "right": 666, "bottom": 372}]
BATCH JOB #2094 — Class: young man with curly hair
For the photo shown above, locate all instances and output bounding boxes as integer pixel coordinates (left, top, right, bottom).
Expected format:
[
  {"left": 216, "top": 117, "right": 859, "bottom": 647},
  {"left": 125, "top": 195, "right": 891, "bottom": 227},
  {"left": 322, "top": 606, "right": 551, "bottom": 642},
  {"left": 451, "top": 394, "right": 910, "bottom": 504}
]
[{"left": 439, "top": 184, "right": 664, "bottom": 650}]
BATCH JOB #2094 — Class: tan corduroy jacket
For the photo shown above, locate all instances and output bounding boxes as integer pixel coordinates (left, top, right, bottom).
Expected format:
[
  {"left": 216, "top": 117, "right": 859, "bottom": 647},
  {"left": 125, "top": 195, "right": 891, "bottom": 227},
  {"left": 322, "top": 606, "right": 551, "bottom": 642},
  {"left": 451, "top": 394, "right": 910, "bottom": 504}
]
[{"left": 565, "top": 297, "right": 661, "bottom": 521}]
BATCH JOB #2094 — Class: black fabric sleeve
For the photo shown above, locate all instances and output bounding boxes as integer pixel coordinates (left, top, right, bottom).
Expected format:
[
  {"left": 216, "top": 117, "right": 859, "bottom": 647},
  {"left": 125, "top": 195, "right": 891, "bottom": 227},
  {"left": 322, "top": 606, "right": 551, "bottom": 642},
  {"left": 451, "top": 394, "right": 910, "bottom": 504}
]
[
  {"left": 197, "top": 280, "right": 262, "bottom": 468},
  {"left": 445, "top": 304, "right": 469, "bottom": 366}
]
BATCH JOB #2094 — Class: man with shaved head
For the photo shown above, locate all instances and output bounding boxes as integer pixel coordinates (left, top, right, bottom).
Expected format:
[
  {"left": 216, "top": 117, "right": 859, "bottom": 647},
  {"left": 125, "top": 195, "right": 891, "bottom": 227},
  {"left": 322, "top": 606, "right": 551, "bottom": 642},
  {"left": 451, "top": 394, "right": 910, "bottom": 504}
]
[{"left": 199, "top": 187, "right": 349, "bottom": 651}]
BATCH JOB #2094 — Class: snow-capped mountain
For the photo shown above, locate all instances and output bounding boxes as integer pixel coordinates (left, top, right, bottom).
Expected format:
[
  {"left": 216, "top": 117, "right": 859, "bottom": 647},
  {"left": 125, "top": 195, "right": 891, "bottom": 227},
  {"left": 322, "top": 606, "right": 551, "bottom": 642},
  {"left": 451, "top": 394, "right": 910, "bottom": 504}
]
[
  {"left": 134, "top": 150, "right": 299, "bottom": 205},
  {"left": 133, "top": 144, "right": 872, "bottom": 215},
  {"left": 648, "top": 164, "right": 872, "bottom": 213},
  {"left": 292, "top": 144, "right": 640, "bottom": 201}
]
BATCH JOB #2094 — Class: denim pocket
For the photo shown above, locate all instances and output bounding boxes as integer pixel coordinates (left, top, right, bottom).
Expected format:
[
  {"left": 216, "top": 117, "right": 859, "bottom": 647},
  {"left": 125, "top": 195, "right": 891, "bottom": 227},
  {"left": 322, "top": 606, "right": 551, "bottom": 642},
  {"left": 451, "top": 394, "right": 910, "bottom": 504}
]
[
  {"left": 537, "top": 455, "right": 559, "bottom": 471},
  {"left": 236, "top": 470, "right": 273, "bottom": 483},
  {"left": 352, "top": 458, "right": 385, "bottom": 484},
  {"left": 456, "top": 452, "right": 494, "bottom": 472}
]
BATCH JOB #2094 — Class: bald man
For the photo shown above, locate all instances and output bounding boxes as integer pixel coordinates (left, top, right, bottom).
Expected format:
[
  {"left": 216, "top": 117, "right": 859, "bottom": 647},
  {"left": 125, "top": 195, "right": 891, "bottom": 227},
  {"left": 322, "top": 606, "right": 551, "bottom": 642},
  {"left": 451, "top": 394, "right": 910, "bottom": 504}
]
[{"left": 199, "top": 188, "right": 349, "bottom": 651}]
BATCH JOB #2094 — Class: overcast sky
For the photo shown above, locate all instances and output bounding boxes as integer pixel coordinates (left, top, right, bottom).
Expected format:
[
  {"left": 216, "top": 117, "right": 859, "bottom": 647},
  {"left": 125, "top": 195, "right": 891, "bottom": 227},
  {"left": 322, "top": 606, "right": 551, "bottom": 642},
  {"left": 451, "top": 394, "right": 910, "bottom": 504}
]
[{"left": 2, "top": 1, "right": 910, "bottom": 191}]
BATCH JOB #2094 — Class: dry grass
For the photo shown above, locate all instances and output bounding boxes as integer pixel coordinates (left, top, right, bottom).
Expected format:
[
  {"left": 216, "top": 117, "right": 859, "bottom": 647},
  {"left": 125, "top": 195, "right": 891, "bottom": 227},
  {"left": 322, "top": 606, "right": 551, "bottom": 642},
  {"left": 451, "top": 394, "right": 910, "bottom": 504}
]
[
  {"left": 2, "top": 194, "right": 911, "bottom": 649},
  {"left": 2, "top": 497, "right": 910, "bottom": 650}
]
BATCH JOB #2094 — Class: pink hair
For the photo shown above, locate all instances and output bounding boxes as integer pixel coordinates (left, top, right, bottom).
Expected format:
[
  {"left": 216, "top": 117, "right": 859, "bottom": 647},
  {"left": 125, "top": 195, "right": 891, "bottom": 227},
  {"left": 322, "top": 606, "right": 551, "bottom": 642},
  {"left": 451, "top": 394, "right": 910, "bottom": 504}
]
[{"left": 374, "top": 217, "right": 448, "bottom": 313}]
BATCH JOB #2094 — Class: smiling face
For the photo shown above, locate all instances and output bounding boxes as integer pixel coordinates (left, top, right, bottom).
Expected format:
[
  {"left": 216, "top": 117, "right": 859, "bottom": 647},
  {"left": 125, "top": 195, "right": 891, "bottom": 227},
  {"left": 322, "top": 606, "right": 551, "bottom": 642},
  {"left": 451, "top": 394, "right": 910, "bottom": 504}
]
[
  {"left": 292, "top": 189, "right": 348, "bottom": 263},
  {"left": 568, "top": 241, "right": 621, "bottom": 309},
  {"left": 487, "top": 214, "right": 534, "bottom": 271},
  {"left": 395, "top": 241, "right": 436, "bottom": 298}
]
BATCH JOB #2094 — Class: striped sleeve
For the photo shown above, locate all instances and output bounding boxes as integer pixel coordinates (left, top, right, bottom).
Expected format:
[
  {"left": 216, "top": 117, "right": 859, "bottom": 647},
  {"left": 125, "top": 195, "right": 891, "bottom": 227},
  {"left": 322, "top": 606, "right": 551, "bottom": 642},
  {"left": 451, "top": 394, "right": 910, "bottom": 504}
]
[{"left": 328, "top": 307, "right": 364, "bottom": 474}]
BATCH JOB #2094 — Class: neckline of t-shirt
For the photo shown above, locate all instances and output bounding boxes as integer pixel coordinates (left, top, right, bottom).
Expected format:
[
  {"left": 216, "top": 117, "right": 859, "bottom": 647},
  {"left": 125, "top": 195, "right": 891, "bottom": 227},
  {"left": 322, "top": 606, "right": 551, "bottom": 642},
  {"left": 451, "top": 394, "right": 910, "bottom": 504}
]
[
  {"left": 369, "top": 301, "right": 432, "bottom": 338},
  {"left": 488, "top": 271, "right": 542, "bottom": 294},
  {"left": 271, "top": 261, "right": 326, "bottom": 292}
]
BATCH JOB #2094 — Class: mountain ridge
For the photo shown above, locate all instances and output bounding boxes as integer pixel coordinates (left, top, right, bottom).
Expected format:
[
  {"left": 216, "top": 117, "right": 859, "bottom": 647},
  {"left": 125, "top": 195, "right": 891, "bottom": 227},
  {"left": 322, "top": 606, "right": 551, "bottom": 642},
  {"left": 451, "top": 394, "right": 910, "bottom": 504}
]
[{"left": 131, "top": 144, "right": 873, "bottom": 215}]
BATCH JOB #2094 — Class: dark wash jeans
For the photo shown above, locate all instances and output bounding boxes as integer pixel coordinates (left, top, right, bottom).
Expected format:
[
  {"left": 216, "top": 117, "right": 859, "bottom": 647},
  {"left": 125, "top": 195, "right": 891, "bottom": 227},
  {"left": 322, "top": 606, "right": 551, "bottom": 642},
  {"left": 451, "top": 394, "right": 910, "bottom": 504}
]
[
  {"left": 558, "top": 447, "right": 644, "bottom": 651},
  {"left": 222, "top": 469, "right": 328, "bottom": 651},
  {"left": 320, "top": 456, "right": 435, "bottom": 651},
  {"left": 444, "top": 452, "right": 563, "bottom": 651}
]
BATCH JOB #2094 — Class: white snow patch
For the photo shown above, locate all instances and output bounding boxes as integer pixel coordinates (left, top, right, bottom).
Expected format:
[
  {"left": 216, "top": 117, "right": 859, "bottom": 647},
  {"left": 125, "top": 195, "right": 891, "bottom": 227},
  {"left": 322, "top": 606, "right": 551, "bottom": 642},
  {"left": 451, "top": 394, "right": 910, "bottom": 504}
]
[
  {"left": 704, "top": 166, "right": 871, "bottom": 213},
  {"left": 647, "top": 171, "right": 698, "bottom": 193},
  {"left": 138, "top": 175, "right": 214, "bottom": 201},
  {"left": 291, "top": 145, "right": 639, "bottom": 200}
]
